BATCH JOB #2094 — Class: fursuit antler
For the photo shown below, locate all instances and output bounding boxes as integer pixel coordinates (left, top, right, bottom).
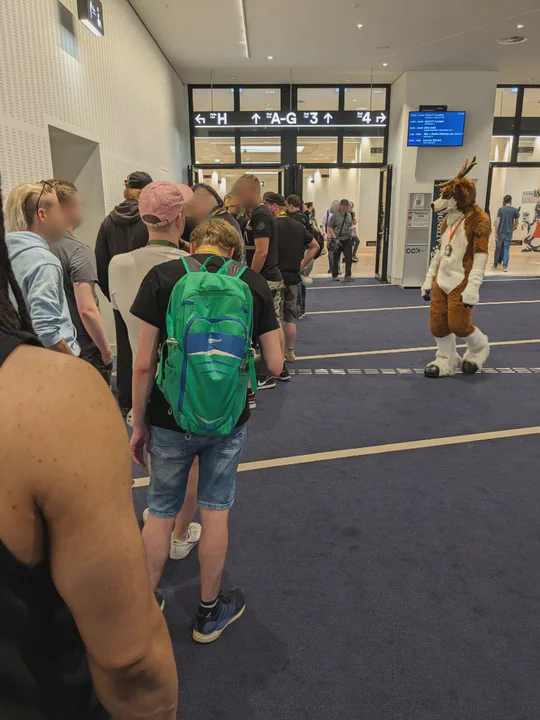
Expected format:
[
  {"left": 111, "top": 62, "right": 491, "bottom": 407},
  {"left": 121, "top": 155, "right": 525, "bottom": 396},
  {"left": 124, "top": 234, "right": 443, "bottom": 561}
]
[{"left": 436, "top": 156, "right": 478, "bottom": 189}]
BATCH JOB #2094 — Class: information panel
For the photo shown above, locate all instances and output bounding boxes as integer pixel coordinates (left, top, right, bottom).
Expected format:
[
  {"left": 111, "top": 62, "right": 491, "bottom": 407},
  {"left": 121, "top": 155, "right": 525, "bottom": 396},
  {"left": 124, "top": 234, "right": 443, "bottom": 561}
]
[
  {"left": 192, "top": 110, "right": 387, "bottom": 129},
  {"left": 407, "top": 111, "right": 466, "bottom": 147}
]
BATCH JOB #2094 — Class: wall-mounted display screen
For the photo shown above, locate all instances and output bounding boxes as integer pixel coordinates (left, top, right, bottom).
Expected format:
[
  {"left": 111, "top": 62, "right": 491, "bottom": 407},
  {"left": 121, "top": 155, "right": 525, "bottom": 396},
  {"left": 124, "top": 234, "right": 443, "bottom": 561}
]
[{"left": 407, "top": 111, "right": 466, "bottom": 147}]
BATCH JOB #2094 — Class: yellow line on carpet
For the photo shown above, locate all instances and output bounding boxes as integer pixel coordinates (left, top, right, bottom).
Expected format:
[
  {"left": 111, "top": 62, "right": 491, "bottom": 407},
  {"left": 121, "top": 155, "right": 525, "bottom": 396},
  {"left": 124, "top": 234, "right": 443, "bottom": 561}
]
[
  {"left": 296, "top": 338, "right": 540, "bottom": 361},
  {"left": 132, "top": 425, "right": 540, "bottom": 485},
  {"left": 306, "top": 300, "right": 540, "bottom": 316}
]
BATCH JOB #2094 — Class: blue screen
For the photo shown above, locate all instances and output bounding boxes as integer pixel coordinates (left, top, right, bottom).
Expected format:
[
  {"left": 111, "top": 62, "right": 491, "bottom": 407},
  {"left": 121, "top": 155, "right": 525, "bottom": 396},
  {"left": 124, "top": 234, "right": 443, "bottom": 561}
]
[{"left": 407, "top": 111, "right": 466, "bottom": 147}]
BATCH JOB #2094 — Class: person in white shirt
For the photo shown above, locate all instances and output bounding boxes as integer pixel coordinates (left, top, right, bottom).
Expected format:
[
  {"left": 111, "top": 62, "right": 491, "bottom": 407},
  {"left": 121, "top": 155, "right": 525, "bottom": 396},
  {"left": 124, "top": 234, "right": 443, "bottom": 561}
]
[{"left": 109, "top": 180, "right": 201, "bottom": 562}]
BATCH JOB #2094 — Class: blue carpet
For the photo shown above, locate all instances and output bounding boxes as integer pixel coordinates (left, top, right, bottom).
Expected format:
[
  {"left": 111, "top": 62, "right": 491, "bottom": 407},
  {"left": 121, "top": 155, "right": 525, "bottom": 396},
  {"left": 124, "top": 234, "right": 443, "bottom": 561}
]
[
  {"left": 135, "top": 436, "right": 540, "bottom": 720},
  {"left": 133, "top": 276, "right": 540, "bottom": 719}
]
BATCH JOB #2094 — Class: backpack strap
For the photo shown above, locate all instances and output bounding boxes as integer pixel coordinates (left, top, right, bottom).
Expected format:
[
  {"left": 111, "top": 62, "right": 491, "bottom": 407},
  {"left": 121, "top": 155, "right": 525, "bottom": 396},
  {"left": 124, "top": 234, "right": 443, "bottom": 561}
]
[
  {"left": 212, "top": 259, "right": 247, "bottom": 279},
  {"left": 181, "top": 256, "right": 203, "bottom": 274}
]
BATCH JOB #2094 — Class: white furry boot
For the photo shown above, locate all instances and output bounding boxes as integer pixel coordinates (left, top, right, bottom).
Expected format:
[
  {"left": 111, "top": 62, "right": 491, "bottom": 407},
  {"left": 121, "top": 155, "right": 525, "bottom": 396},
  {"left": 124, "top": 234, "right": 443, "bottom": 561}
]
[
  {"left": 424, "top": 335, "right": 461, "bottom": 378},
  {"left": 462, "top": 327, "right": 490, "bottom": 374}
]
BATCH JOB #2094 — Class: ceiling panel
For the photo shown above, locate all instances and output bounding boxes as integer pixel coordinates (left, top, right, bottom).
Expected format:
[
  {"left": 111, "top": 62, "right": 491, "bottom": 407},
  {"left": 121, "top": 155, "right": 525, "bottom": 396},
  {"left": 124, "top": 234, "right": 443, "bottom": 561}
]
[{"left": 128, "top": 0, "right": 540, "bottom": 84}]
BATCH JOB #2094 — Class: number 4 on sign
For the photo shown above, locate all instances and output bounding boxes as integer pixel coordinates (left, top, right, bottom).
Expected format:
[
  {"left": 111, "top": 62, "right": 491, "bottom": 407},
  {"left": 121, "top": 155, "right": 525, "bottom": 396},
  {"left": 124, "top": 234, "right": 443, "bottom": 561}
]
[{"left": 362, "top": 112, "right": 372, "bottom": 124}]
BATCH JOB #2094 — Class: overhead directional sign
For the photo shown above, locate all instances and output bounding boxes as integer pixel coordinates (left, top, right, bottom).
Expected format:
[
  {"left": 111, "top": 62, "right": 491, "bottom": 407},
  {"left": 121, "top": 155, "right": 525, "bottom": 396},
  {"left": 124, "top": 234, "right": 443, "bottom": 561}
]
[{"left": 192, "top": 110, "right": 387, "bottom": 129}]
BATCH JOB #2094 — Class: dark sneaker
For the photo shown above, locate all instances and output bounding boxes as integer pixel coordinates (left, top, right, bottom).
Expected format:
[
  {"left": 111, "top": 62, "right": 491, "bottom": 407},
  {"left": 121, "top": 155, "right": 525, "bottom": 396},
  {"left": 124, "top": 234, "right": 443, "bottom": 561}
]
[
  {"left": 257, "top": 375, "right": 276, "bottom": 390},
  {"left": 155, "top": 590, "right": 165, "bottom": 611},
  {"left": 247, "top": 389, "right": 256, "bottom": 409},
  {"left": 192, "top": 589, "right": 246, "bottom": 644},
  {"left": 343, "top": 276, "right": 356, "bottom": 283},
  {"left": 352, "top": 255, "right": 359, "bottom": 263},
  {"left": 277, "top": 367, "right": 291, "bottom": 381},
  {"left": 332, "top": 276, "right": 340, "bottom": 282}
]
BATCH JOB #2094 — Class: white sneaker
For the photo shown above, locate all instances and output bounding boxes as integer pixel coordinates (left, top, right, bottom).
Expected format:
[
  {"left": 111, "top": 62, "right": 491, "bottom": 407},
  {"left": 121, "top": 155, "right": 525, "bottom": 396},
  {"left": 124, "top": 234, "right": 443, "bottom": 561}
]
[
  {"left": 170, "top": 523, "right": 202, "bottom": 560},
  {"left": 142, "top": 509, "right": 201, "bottom": 560}
]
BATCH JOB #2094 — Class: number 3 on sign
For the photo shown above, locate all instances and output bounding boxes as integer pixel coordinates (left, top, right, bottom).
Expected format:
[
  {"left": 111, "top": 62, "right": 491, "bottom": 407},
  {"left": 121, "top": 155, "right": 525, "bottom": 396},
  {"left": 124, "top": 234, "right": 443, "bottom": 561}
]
[{"left": 309, "top": 112, "right": 319, "bottom": 125}]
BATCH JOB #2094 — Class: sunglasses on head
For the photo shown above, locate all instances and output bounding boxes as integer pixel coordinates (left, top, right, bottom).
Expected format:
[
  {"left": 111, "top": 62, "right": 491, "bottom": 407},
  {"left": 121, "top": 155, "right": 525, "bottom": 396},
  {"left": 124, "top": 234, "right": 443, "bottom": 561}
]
[{"left": 36, "top": 180, "right": 54, "bottom": 218}]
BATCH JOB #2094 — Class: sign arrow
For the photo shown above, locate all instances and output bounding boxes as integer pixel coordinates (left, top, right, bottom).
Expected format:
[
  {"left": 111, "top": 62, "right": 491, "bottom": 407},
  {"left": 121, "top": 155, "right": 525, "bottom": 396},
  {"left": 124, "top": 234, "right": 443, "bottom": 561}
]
[
  {"left": 377, "top": 113, "right": 387, "bottom": 124},
  {"left": 195, "top": 114, "right": 206, "bottom": 125},
  {"left": 252, "top": 113, "right": 261, "bottom": 124},
  {"left": 323, "top": 112, "right": 333, "bottom": 124}
]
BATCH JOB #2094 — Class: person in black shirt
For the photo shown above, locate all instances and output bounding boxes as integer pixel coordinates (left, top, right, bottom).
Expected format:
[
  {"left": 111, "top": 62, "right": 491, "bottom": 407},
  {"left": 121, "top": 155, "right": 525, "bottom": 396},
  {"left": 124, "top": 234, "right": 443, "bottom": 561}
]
[
  {"left": 286, "top": 194, "right": 311, "bottom": 231},
  {"left": 130, "top": 218, "right": 282, "bottom": 643},
  {"left": 95, "top": 170, "right": 152, "bottom": 414},
  {"left": 234, "top": 174, "right": 285, "bottom": 389},
  {"left": 264, "top": 192, "right": 319, "bottom": 365},
  {"left": 0, "top": 180, "right": 178, "bottom": 720}
]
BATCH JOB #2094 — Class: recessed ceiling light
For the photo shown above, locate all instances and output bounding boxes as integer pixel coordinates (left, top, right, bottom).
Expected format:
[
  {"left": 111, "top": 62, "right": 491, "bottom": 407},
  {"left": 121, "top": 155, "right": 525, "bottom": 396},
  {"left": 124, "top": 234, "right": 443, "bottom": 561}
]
[
  {"left": 356, "top": 24, "right": 363, "bottom": 29},
  {"left": 268, "top": 55, "right": 274, "bottom": 60},
  {"left": 517, "top": 23, "right": 524, "bottom": 28},
  {"left": 353, "top": 99, "right": 357, "bottom": 102},
  {"left": 345, "top": 77, "right": 351, "bottom": 82},
  {"left": 498, "top": 35, "right": 527, "bottom": 45},
  {"left": 377, "top": 44, "right": 390, "bottom": 49},
  {"left": 383, "top": 63, "right": 388, "bottom": 66},
  {"left": 529, "top": 78, "right": 536, "bottom": 82}
]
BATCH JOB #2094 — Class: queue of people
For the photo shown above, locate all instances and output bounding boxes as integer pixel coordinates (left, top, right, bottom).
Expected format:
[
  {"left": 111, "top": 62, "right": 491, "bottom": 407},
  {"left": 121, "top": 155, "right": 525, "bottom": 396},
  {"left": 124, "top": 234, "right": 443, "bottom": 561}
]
[{"left": 0, "top": 170, "right": 340, "bottom": 719}]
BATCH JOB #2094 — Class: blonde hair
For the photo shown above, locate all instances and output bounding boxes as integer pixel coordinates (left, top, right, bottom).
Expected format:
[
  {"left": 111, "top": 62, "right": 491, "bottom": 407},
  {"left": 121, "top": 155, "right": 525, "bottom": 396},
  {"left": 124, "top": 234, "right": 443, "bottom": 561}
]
[
  {"left": 5, "top": 183, "right": 56, "bottom": 233},
  {"left": 191, "top": 219, "right": 243, "bottom": 262},
  {"left": 224, "top": 193, "right": 239, "bottom": 209}
]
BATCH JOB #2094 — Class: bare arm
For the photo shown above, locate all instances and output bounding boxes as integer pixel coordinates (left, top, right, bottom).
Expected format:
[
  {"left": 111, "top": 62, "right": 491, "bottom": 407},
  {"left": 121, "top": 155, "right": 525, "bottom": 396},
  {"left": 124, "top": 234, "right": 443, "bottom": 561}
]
[
  {"left": 250, "top": 236, "right": 269, "bottom": 273},
  {"left": 131, "top": 320, "right": 160, "bottom": 467},
  {"left": 49, "top": 338, "right": 74, "bottom": 355},
  {"left": 11, "top": 349, "right": 177, "bottom": 719},
  {"left": 259, "top": 328, "right": 283, "bottom": 377},
  {"left": 300, "top": 238, "right": 320, "bottom": 270},
  {"left": 74, "top": 282, "right": 113, "bottom": 364}
]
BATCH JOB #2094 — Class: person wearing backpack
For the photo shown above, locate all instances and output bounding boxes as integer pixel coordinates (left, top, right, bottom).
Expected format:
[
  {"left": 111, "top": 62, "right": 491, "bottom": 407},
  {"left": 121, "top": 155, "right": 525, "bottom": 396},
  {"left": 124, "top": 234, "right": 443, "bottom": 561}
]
[{"left": 130, "top": 218, "right": 282, "bottom": 643}]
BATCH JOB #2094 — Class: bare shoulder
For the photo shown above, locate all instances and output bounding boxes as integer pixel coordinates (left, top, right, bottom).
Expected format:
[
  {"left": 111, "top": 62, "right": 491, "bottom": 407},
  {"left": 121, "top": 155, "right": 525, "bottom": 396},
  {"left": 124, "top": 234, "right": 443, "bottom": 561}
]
[{"left": 0, "top": 345, "right": 129, "bottom": 500}]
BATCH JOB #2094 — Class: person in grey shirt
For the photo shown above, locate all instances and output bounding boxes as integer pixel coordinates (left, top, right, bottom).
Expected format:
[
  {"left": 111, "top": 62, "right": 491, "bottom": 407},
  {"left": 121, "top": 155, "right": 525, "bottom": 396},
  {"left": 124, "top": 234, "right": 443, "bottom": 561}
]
[
  {"left": 328, "top": 199, "right": 355, "bottom": 282},
  {"left": 48, "top": 181, "right": 113, "bottom": 382},
  {"left": 494, "top": 194, "right": 520, "bottom": 272}
]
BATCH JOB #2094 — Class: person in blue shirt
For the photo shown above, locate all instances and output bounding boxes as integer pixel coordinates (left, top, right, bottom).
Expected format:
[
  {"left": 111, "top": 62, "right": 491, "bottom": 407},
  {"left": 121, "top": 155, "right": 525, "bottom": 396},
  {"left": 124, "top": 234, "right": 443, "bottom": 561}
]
[
  {"left": 5, "top": 182, "right": 80, "bottom": 355},
  {"left": 494, "top": 195, "right": 520, "bottom": 272}
]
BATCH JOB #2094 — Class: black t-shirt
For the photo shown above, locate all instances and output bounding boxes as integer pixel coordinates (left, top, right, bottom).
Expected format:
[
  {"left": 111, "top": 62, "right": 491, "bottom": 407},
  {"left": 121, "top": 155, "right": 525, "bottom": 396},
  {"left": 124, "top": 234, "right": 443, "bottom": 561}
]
[
  {"left": 275, "top": 215, "right": 314, "bottom": 287},
  {"left": 130, "top": 254, "right": 279, "bottom": 432},
  {"left": 242, "top": 204, "right": 282, "bottom": 282},
  {"left": 288, "top": 210, "right": 313, "bottom": 235}
]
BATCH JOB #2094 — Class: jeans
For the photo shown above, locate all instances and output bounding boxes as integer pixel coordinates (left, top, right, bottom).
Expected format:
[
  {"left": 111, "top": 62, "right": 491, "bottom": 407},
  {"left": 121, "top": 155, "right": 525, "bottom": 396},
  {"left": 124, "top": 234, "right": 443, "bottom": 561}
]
[
  {"left": 332, "top": 239, "right": 353, "bottom": 279},
  {"left": 328, "top": 251, "right": 341, "bottom": 275},
  {"left": 495, "top": 234, "right": 511, "bottom": 269},
  {"left": 352, "top": 236, "right": 360, "bottom": 257},
  {"left": 148, "top": 424, "right": 248, "bottom": 516},
  {"left": 113, "top": 309, "right": 133, "bottom": 410},
  {"left": 80, "top": 346, "right": 113, "bottom": 385}
]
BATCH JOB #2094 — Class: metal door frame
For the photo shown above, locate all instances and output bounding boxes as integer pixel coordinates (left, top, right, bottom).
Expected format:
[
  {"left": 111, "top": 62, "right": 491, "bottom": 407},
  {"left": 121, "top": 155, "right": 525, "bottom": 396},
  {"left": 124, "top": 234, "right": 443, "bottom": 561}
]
[{"left": 375, "top": 164, "right": 393, "bottom": 282}]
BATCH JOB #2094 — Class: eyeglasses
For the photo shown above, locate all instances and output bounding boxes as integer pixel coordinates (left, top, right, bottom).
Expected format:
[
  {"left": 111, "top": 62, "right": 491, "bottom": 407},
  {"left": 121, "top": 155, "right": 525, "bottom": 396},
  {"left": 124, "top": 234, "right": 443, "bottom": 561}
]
[{"left": 36, "top": 180, "right": 54, "bottom": 219}]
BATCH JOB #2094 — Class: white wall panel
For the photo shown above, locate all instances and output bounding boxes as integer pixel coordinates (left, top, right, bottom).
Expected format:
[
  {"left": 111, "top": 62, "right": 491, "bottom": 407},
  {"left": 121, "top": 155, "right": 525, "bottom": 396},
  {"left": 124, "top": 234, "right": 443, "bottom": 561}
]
[{"left": 0, "top": 0, "right": 190, "bottom": 208}]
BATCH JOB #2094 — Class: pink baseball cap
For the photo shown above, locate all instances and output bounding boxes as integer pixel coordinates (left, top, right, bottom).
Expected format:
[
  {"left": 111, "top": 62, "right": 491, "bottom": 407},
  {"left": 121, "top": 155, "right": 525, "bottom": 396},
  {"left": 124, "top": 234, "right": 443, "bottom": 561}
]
[{"left": 139, "top": 181, "right": 194, "bottom": 227}]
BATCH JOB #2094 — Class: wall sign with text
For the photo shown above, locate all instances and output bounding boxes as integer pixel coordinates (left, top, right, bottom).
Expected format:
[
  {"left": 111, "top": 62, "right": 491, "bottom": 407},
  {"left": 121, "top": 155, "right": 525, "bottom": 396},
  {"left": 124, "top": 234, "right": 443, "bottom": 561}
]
[
  {"left": 78, "top": 0, "right": 104, "bottom": 36},
  {"left": 192, "top": 110, "right": 387, "bottom": 129}
]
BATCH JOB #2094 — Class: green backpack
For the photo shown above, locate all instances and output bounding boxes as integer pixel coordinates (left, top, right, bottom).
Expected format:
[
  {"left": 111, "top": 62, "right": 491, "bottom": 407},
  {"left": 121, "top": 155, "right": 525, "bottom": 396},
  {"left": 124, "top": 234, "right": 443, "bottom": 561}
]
[{"left": 157, "top": 256, "right": 257, "bottom": 436}]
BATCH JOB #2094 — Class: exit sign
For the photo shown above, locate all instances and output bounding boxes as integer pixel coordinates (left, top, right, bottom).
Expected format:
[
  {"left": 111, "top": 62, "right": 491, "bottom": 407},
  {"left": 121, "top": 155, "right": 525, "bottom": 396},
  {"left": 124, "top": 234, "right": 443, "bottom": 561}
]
[{"left": 78, "top": 0, "right": 104, "bottom": 36}]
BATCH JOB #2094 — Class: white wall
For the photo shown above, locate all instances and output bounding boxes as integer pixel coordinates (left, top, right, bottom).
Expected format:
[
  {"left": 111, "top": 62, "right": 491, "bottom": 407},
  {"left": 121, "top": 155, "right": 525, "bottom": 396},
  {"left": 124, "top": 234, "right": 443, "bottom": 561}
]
[
  {"left": 387, "top": 71, "right": 498, "bottom": 284},
  {"left": 0, "top": 0, "right": 190, "bottom": 212},
  {"left": 303, "top": 168, "right": 379, "bottom": 245}
]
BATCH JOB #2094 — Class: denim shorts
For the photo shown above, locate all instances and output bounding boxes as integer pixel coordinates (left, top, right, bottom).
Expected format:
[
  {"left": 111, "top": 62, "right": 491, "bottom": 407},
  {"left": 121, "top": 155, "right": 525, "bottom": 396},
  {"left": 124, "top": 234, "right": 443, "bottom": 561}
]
[{"left": 148, "top": 424, "right": 248, "bottom": 517}]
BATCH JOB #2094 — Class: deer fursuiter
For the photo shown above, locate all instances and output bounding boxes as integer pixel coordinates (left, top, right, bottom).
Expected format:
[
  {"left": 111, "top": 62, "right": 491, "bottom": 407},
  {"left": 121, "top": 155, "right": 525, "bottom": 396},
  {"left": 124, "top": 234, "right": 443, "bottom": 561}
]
[{"left": 421, "top": 157, "right": 492, "bottom": 378}]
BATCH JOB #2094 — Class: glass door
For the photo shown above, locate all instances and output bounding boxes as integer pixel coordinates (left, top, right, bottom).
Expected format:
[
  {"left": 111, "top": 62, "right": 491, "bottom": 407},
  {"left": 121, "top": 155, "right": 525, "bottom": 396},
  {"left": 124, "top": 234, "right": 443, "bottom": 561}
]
[{"left": 375, "top": 165, "right": 392, "bottom": 282}]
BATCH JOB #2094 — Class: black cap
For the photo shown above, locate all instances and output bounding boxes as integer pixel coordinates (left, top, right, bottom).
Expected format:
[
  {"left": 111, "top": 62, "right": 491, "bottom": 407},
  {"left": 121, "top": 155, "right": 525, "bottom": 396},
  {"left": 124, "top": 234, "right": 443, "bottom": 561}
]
[
  {"left": 125, "top": 171, "right": 153, "bottom": 189},
  {"left": 263, "top": 191, "right": 286, "bottom": 207}
]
